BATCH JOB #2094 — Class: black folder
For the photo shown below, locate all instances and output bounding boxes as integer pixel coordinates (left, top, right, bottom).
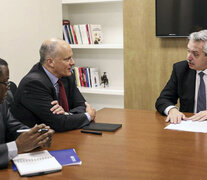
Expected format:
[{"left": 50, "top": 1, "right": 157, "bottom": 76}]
[{"left": 82, "top": 122, "right": 122, "bottom": 132}]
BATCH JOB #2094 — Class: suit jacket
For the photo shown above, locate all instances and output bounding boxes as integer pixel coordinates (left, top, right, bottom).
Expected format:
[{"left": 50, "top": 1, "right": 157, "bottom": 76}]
[
  {"left": 0, "top": 101, "right": 27, "bottom": 169},
  {"left": 155, "top": 60, "right": 196, "bottom": 115},
  {"left": 12, "top": 63, "right": 90, "bottom": 132}
]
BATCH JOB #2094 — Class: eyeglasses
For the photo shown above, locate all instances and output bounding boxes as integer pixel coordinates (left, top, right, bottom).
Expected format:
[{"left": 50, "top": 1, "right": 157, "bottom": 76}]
[{"left": 0, "top": 81, "right": 10, "bottom": 89}]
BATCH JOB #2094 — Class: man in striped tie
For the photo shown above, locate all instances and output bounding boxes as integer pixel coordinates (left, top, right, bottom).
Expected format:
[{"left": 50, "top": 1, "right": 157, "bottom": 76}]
[{"left": 156, "top": 30, "right": 207, "bottom": 124}]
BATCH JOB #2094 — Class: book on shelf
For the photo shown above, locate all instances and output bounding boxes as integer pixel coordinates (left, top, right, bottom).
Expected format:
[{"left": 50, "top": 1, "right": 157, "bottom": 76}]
[
  {"left": 85, "top": 67, "right": 90, "bottom": 87},
  {"left": 12, "top": 150, "right": 62, "bottom": 177},
  {"left": 90, "top": 67, "right": 100, "bottom": 88},
  {"left": 71, "top": 25, "right": 78, "bottom": 44},
  {"left": 62, "top": 20, "right": 103, "bottom": 45},
  {"left": 79, "top": 24, "right": 89, "bottom": 44},
  {"left": 74, "top": 24, "right": 83, "bottom": 44},
  {"left": 90, "top": 24, "right": 103, "bottom": 44},
  {"left": 74, "top": 67, "right": 100, "bottom": 88},
  {"left": 63, "top": 25, "right": 70, "bottom": 44},
  {"left": 62, "top": 20, "right": 71, "bottom": 44},
  {"left": 67, "top": 25, "right": 74, "bottom": 44},
  {"left": 73, "top": 67, "right": 81, "bottom": 87},
  {"left": 78, "top": 67, "right": 84, "bottom": 87},
  {"left": 86, "top": 24, "right": 91, "bottom": 44}
]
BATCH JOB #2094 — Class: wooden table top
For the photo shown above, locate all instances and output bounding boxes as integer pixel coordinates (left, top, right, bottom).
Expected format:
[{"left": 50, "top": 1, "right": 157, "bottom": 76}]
[{"left": 1, "top": 108, "right": 207, "bottom": 180}]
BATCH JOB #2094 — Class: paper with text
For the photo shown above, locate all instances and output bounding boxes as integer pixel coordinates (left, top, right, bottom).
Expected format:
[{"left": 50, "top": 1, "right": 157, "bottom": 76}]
[{"left": 164, "top": 120, "right": 207, "bottom": 133}]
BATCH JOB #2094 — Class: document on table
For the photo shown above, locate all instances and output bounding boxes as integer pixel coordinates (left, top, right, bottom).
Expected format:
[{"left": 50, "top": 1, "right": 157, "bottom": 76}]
[{"left": 164, "top": 120, "right": 207, "bottom": 133}]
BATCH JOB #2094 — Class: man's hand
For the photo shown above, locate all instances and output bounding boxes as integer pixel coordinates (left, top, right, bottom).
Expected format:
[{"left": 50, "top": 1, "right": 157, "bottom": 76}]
[
  {"left": 50, "top": 100, "right": 65, "bottom": 115},
  {"left": 16, "top": 124, "right": 55, "bottom": 153},
  {"left": 166, "top": 108, "right": 186, "bottom": 124},
  {"left": 185, "top": 110, "right": 207, "bottom": 121},
  {"left": 85, "top": 102, "right": 96, "bottom": 121}
]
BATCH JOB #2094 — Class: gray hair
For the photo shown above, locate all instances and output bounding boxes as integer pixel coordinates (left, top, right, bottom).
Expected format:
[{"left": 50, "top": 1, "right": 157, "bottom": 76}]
[
  {"left": 189, "top": 30, "right": 207, "bottom": 55},
  {"left": 39, "top": 40, "right": 59, "bottom": 64}
]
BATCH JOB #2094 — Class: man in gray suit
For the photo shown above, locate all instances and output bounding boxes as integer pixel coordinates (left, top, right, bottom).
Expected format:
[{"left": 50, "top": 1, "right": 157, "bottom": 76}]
[{"left": 0, "top": 58, "right": 54, "bottom": 169}]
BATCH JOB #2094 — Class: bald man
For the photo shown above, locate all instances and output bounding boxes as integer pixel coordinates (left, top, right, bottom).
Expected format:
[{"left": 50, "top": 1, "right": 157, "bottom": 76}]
[{"left": 12, "top": 38, "right": 96, "bottom": 132}]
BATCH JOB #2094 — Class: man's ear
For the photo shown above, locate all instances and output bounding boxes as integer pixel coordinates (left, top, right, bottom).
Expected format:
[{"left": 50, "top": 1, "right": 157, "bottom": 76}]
[{"left": 46, "top": 58, "right": 54, "bottom": 68}]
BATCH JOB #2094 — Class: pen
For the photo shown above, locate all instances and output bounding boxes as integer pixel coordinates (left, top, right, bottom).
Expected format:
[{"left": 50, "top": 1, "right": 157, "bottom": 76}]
[
  {"left": 17, "top": 128, "right": 49, "bottom": 133},
  {"left": 81, "top": 130, "right": 102, "bottom": 135}
]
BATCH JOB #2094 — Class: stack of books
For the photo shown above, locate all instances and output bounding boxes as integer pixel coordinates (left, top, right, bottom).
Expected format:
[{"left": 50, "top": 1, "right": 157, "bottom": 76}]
[
  {"left": 63, "top": 20, "right": 103, "bottom": 45},
  {"left": 73, "top": 67, "right": 100, "bottom": 88}
]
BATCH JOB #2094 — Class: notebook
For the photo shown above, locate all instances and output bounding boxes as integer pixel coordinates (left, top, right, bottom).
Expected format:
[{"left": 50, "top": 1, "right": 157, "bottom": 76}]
[
  {"left": 12, "top": 150, "right": 62, "bottom": 177},
  {"left": 82, "top": 122, "right": 122, "bottom": 132},
  {"left": 49, "top": 148, "right": 82, "bottom": 166}
]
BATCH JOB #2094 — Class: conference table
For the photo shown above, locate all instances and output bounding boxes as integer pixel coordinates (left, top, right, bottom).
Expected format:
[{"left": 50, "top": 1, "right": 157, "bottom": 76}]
[{"left": 1, "top": 108, "right": 207, "bottom": 180}]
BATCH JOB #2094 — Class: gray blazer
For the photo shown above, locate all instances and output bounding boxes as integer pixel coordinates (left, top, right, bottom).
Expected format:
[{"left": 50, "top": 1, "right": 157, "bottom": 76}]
[{"left": 0, "top": 100, "right": 27, "bottom": 169}]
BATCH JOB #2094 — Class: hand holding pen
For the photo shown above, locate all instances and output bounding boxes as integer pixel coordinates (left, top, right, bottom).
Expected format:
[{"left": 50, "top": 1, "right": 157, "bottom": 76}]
[{"left": 16, "top": 124, "right": 55, "bottom": 153}]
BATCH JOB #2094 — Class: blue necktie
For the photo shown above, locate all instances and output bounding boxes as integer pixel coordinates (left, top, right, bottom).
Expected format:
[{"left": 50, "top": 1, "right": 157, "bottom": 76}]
[{"left": 197, "top": 72, "right": 206, "bottom": 113}]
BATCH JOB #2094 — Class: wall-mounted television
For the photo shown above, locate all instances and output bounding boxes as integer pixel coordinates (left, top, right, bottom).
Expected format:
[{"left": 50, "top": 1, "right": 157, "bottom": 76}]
[{"left": 156, "top": 0, "right": 207, "bottom": 37}]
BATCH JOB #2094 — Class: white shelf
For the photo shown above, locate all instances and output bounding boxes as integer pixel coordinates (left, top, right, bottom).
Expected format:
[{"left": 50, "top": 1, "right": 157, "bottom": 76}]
[
  {"left": 70, "top": 44, "right": 123, "bottom": 49},
  {"left": 78, "top": 87, "right": 124, "bottom": 96},
  {"left": 62, "top": 0, "right": 123, "bottom": 109},
  {"left": 62, "top": 0, "right": 122, "bottom": 4}
]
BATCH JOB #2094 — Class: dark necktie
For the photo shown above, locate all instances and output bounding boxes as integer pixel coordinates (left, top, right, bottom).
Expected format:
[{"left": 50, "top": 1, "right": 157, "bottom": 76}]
[
  {"left": 57, "top": 79, "right": 69, "bottom": 112},
  {"left": 197, "top": 72, "right": 206, "bottom": 113}
]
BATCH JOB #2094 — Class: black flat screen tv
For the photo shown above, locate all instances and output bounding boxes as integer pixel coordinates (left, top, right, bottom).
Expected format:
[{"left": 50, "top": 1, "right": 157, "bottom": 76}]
[{"left": 156, "top": 0, "right": 207, "bottom": 37}]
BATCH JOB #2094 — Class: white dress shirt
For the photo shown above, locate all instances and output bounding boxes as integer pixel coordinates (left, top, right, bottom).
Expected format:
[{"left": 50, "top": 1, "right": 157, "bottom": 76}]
[{"left": 7, "top": 141, "right": 18, "bottom": 160}]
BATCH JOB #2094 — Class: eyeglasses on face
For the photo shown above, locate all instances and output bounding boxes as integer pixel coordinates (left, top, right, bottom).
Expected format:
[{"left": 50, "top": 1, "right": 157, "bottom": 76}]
[{"left": 0, "top": 81, "right": 10, "bottom": 88}]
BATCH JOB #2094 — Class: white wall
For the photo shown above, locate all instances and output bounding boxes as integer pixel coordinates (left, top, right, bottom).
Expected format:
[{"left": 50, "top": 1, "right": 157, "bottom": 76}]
[{"left": 0, "top": 0, "right": 62, "bottom": 84}]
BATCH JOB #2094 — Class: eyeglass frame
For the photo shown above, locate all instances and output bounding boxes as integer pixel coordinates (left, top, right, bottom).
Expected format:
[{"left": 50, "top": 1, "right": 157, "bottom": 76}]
[{"left": 0, "top": 81, "right": 10, "bottom": 89}]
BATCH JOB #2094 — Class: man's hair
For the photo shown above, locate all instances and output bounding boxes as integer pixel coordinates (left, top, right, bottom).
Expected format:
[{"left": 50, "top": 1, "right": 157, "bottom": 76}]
[
  {"left": 189, "top": 30, "right": 207, "bottom": 55},
  {"left": 0, "top": 58, "right": 8, "bottom": 76},
  {"left": 39, "top": 41, "right": 59, "bottom": 64}
]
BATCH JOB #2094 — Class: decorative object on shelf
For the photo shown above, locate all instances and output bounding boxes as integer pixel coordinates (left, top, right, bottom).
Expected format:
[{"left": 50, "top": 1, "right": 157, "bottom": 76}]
[{"left": 100, "top": 72, "right": 109, "bottom": 88}]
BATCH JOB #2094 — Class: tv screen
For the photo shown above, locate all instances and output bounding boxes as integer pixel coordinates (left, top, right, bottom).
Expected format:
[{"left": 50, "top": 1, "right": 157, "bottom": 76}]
[{"left": 156, "top": 0, "right": 207, "bottom": 37}]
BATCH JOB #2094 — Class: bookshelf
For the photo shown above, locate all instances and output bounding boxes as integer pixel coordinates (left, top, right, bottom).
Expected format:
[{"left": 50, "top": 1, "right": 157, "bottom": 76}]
[{"left": 62, "top": 0, "right": 123, "bottom": 110}]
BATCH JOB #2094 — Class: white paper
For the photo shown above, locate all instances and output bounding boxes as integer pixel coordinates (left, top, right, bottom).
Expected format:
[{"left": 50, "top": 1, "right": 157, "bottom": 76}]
[{"left": 164, "top": 120, "right": 207, "bottom": 133}]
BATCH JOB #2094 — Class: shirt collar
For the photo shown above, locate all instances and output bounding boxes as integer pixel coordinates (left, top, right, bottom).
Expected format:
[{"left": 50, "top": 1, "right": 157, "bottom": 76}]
[
  {"left": 42, "top": 65, "right": 58, "bottom": 86},
  {"left": 197, "top": 69, "right": 207, "bottom": 75}
]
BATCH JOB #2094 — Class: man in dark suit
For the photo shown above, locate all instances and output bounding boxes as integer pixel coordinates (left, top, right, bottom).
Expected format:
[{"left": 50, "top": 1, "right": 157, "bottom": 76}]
[
  {"left": 156, "top": 30, "right": 207, "bottom": 124},
  {"left": 12, "top": 38, "right": 96, "bottom": 132},
  {"left": 0, "top": 58, "right": 54, "bottom": 169}
]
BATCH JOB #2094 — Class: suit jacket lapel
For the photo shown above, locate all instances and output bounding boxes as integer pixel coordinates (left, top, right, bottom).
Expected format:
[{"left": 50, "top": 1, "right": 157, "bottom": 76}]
[{"left": 181, "top": 69, "right": 196, "bottom": 112}]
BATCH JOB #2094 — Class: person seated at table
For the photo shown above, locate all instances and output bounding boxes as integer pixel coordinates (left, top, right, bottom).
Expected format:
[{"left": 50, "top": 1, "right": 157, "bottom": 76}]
[
  {"left": 0, "top": 58, "right": 54, "bottom": 169},
  {"left": 156, "top": 29, "right": 207, "bottom": 124},
  {"left": 11, "top": 38, "right": 96, "bottom": 132}
]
